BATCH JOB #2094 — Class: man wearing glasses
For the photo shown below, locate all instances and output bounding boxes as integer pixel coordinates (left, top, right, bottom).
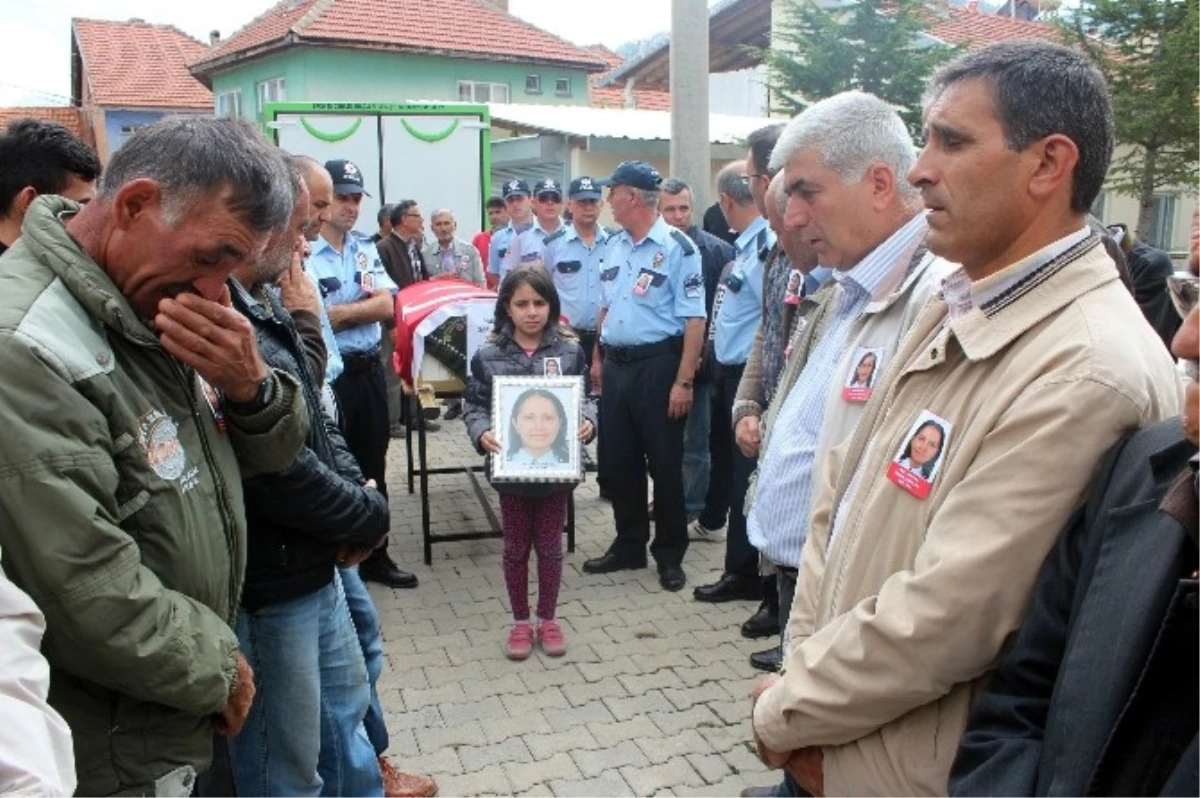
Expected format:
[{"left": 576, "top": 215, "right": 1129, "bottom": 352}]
[
  {"left": 377, "top": 200, "right": 430, "bottom": 289},
  {"left": 500, "top": 177, "right": 566, "bottom": 277}
]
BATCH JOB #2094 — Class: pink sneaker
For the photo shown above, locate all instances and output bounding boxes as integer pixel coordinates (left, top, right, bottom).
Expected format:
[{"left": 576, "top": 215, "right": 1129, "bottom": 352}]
[
  {"left": 505, "top": 623, "right": 534, "bottom": 660},
  {"left": 537, "top": 620, "right": 567, "bottom": 657}
]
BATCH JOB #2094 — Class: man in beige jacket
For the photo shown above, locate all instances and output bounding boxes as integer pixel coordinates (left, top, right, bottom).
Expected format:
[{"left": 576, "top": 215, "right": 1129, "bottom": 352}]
[{"left": 751, "top": 40, "right": 1181, "bottom": 796}]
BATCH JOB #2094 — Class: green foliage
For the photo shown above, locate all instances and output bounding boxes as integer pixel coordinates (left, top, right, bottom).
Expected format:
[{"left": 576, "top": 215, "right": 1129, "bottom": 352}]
[
  {"left": 760, "top": 0, "right": 958, "bottom": 136},
  {"left": 1059, "top": 0, "right": 1199, "bottom": 236}
]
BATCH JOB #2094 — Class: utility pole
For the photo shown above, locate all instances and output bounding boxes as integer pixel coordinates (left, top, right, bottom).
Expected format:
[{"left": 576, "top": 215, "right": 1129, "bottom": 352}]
[{"left": 670, "top": 0, "right": 711, "bottom": 210}]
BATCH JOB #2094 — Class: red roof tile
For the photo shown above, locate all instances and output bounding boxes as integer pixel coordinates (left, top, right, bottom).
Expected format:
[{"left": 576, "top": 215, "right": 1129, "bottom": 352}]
[
  {"left": 73, "top": 18, "right": 212, "bottom": 110},
  {"left": 192, "top": 0, "right": 610, "bottom": 75},
  {"left": 582, "top": 44, "right": 672, "bottom": 111},
  {"left": 0, "top": 107, "right": 95, "bottom": 147},
  {"left": 928, "top": 6, "right": 1062, "bottom": 49}
]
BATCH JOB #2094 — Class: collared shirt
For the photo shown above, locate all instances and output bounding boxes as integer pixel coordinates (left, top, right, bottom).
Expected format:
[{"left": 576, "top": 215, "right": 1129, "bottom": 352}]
[
  {"left": 600, "top": 215, "right": 706, "bottom": 347},
  {"left": 487, "top": 220, "right": 534, "bottom": 277},
  {"left": 507, "top": 447, "right": 567, "bottom": 467},
  {"left": 300, "top": 268, "right": 343, "bottom": 385},
  {"left": 307, "top": 231, "right": 398, "bottom": 355},
  {"left": 943, "top": 226, "right": 1091, "bottom": 321},
  {"left": 543, "top": 223, "right": 608, "bottom": 330},
  {"left": 748, "top": 213, "right": 929, "bottom": 567},
  {"left": 501, "top": 219, "right": 563, "bottom": 277},
  {"left": 713, "top": 216, "right": 774, "bottom": 366}
]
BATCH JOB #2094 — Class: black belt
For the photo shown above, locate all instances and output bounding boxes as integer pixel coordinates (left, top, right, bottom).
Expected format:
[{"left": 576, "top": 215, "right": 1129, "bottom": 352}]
[
  {"left": 602, "top": 336, "right": 683, "bottom": 363},
  {"left": 714, "top": 361, "right": 746, "bottom": 380},
  {"left": 778, "top": 566, "right": 799, "bottom": 576},
  {"left": 340, "top": 348, "right": 382, "bottom": 372}
]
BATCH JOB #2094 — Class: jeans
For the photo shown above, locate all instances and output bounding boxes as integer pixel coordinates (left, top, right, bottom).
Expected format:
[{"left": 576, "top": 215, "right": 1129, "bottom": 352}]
[
  {"left": 682, "top": 378, "right": 712, "bottom": 518},
  {"left": 231, "top": 572, "right": 381, "bottom": 797},
  {"left": 339, "top": 565, "right": 389, "bottom": 756}
]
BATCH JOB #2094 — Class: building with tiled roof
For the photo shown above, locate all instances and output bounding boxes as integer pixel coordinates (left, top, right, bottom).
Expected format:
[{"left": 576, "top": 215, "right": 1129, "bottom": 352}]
[
  {"left": 583, "top": 45, "right": 671, "bottom": 111},
  {"left": 70, "top": 18, "right": 212, "bottom": 159},
  {"left": 190, "top": 0, "right": 612, "bottom": 122},
  {"left": 0, "top": 107, "right": 95, "bottom": 149}
]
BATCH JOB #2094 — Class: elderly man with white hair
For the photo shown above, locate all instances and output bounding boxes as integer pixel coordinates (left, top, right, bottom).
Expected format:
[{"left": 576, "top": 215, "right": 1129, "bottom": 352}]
[
  {"left": 739, "top": 88, "right": 951, "bottom": 794},
  {"left": 423, "top": 208, "right": 484, "bottom": 287}
]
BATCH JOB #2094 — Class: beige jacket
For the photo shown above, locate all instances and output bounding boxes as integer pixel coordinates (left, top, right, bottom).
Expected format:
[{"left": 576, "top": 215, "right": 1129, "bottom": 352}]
[{"left": 753, "top": 235, "right": 1180, "bottom": 795}]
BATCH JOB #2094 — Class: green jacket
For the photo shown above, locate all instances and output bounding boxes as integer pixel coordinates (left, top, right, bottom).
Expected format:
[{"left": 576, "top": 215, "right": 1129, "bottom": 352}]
[{"left": 0, "top": 197, "right": 308, "bottom": 795}]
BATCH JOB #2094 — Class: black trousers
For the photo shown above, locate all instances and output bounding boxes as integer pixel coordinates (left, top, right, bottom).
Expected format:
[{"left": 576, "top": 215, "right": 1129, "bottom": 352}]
[
  {"left": 333, "top": 353, "right": 391, "bottom": 552},
  {"left": 601, "top": 350, "right": 688, "bottom": 569},
  {"left": 699, "top": 362, "right": 758, "bottom": 578}
]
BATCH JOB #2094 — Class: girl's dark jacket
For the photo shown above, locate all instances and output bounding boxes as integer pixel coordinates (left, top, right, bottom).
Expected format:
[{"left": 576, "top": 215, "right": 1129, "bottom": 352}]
[{"left": 463, "top": 323, "right": 598, "bottom": 497}]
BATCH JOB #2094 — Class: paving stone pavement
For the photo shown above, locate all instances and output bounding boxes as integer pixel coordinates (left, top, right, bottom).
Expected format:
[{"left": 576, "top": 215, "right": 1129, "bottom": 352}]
[{"left": 367, "top": 421, "right": 775, "bottom": 797}]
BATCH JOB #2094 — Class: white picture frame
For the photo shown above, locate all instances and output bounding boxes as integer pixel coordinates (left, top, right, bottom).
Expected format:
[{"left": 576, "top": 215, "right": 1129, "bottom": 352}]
[{"left": 490, "top": 375, "right": 585, "bottom": 483}]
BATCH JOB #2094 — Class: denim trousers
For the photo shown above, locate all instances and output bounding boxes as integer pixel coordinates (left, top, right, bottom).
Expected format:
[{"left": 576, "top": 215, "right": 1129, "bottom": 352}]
[
  {"left": 682, "top": 378, "right": 713, "bottom": 518},
  {"left": 231, "top": 571, "right": 381, "bottom": 797},
  {"left": 339, "top": 564, "right": 389, "bottom": 757}
]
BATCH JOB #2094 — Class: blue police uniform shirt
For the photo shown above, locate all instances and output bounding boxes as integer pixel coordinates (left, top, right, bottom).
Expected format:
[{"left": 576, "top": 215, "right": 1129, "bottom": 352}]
[
  {"left": 307, "top": 231, "right": 398, "bottom": 355},
  {"left": 507, "top": 447, "right": 568, "bottom": 467},
  {"left": 600, "top": 215, "right": 705, "bottom": 347},
  {"left": 713, "top": 216, "right": 774, "bottom": 366},
  {"left": 543, "top": 223, "right": 608, "bottom": 331},
  {"left": 501, "top": 219, "right": 563, "bottom": 276},
  {"left": 487, "top": 221, "right": 534, "bottom": 277},
  {"left": 298, "top": 268, "right": 344, "bottom": 384}
]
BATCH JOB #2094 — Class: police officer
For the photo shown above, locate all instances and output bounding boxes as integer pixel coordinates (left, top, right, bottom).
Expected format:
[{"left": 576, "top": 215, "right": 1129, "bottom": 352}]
[
  {"left": 308, "top": 158, "right": 417, "bottom": 590},
  {"left": 544, "top": 176, "right": 611, "bottom": 495},
  {"left": 692, "top": 160, "right": 774, "bottom": 604},
  {"left": 501, "top": 177, "right": 565, "bottom": 275},
  {"left": 486, "top": 179, "right": 534, "bottom": 288},
  {"left": 581, "top": 161, "right": 706, "bottom": 592}
]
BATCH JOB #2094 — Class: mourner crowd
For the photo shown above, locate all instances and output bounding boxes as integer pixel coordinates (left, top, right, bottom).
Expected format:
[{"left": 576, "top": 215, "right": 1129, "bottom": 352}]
[{"left": 0, "top": 39, "right": 1196, "bottom": 798}]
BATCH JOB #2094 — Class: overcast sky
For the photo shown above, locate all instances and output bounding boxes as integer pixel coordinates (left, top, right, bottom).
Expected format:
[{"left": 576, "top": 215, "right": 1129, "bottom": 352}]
[{"left": 0, "top": 0, "right": 715, "bottom": 107}]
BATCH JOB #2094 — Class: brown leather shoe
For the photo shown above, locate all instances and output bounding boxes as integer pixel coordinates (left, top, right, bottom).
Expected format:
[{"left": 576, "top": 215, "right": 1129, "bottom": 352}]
[{"left": 379, "top": 756, "right": 438, "bottom": 798}]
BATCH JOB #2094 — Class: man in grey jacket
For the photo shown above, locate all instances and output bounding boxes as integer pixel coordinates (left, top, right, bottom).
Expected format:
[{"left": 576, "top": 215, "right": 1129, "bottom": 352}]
[{"left": 424, "top": 208, "right": 485, "bottom": 287}]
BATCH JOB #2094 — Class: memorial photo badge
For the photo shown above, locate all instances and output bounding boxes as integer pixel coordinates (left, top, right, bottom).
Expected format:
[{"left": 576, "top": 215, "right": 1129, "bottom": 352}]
[
  {"left": 842, "top": 346, "right": 884, "bottom": 403},
  {"left": 783, "top": 269, "right": 803, "bottom": 306},
  {"left": 886, "top": 410, "right": 952, "bottom": 500}
]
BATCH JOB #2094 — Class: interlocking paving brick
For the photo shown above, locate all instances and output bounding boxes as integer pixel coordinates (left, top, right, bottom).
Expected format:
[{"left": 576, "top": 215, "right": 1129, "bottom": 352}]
[
  {"left": 423, "top": 660, "right": 487, "bottom": 689},
  {"left": 548, "top": 774, "right": 635, "bottom": 798},
  {"left": 502, "top": 686, "right": 568, "bottom": 716},
  {"left": 544, "top": 698, "right": 616, "bottom": 732},
  {"left": 571, "top": 740, "right": 649, "bottom": 778},
  {"left": 633, "top": 729, "right": 711, "bottom": 764},
  {"left": 707, "top": 698, "right": 752, "bottom": 725},
  {"left": 505, "top": 752, "right": 582, "bottom": 793},
  {"left": 401, "top": 683, "right": 466, "bottom": 711},
  {"left": 577, "top": 656, "right": 642, "bottom": 683},
  {"left": 586, "top": 715, "right": 662, "bottom": 748},
  {"left": 457, "top": 737, "right": 533, "bottom": 771},
  {"left": 561, "top": 677, "right": 630, "bottom": 707},
  {"left": 463, "top": 672, "right": 527, "bottom": 701},
  {"left": 620, "top": 757, "right": 705, "bottom": 795},
  {"left": 649, "top": 704, "right": 724, "bottom": 736},
  {"left": 661, "top": 682, "right": 730, "bottom": 711},
  {"left": 434, "top": 763, "right": 513, "bottom": 797},
  {"left": 686, "top": 751, "right": 735, "bottom": 784},
  {"left": 439, "top": 695, "right": 509, "bottom": 725},
  {"left": 415, "top": 721, "right": 487, "bottom": 754},
  {"left": 524, "top": 725, "right": 600, "bottom": 760},
  {"left": 604, "top": 689, "right": 674, "bottom": 721},
  {"left": 617, "top": 670, "right": 679, "bottom": 695},
  {"left": 481, "top": 709, "right": 553, "bottom": 744}
]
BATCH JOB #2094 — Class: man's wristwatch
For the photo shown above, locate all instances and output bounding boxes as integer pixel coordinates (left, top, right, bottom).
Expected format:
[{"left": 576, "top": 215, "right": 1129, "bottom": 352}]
[
  {"left": 675, "top": 378, "right": 694, "bottom": 390},
  {"left": 226, "top": 373, "right": 276, "bottom": 414}
]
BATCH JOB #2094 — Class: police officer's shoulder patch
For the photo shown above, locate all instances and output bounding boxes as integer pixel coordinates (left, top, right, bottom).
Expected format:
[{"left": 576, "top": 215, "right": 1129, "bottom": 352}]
[
  {"left": 669, "top": 229, "right": 696, "bottom": 256},
  {"left": 543, "top": 228, "right": 567, "bottom": 247},
  {"left": 683, "top": 273, "right": 703, "bottom": 299}
]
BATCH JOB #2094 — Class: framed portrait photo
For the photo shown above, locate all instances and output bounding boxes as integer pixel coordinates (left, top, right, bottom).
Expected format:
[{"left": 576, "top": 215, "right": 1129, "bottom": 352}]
[{"left": 490, "top": 375, "right": 585, "bottom": 483}]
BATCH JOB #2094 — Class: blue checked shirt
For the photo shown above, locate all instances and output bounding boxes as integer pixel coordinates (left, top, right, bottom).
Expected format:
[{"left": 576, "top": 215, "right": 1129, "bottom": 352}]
[
  {"left": 713, "top": 216, "right": 773, "bottom": 366},
  {"left": 543, "top": 223, "right": 609, "bottom": 330},
  {"left": 746, "top": 213, "right": 929, "bottom": 567},
  {"left": 307, "top": 232, "right": 398, "bottom": 355}
]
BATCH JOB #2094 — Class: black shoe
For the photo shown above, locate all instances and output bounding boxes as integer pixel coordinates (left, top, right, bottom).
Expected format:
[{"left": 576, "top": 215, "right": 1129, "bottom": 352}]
[
  {"left": 741, "top": 599, "right": 781, "bottom": 639},
  {"left": 422, "top": 419, "right": 441, "bottom": 432},
  {"left": 389, "top": 421, "right": 407, "bottom": 439},
  {"left": 359, "top": 553, "right": 418, "bottom": 589},
  {"left": 443, "top": 403, "right": 462, "bottom": 421},
  {"left": 749, "top": 644, "right": 783, "bottom": 673},
  {"left": 693, "top": 573, "right": 762, "bottom": 603},
  {"left": 597, "top": 484, "right": 612, "bottom": 502},
  {"left": 659, "top": 566, "right": 687, "bottom": 592},
  {"left": 582, "top": 552, "right": 646, "bottom": 574}
]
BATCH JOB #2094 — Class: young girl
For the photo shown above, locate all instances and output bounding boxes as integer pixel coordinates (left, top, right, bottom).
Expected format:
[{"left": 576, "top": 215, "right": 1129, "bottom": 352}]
[{"left": 463, "top": 268, "right": 597, "bottom": 660}]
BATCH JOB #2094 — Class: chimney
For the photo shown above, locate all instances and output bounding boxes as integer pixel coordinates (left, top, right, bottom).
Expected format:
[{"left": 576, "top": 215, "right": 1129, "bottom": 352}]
[
  {"left": 209, "top": 30, "right": 221, "bottom": 46},
  {"left": 485, "top": 0, "right": 509, "bottom": 12}
]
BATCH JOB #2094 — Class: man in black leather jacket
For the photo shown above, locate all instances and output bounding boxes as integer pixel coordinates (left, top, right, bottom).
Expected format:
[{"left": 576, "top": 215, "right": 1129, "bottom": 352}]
[{"left": 224, "top": 179, "right": 395, "bottom": 796}]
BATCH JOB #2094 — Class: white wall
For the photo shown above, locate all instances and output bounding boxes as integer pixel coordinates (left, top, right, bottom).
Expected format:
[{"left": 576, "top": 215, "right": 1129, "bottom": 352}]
[{"left": 709, "top": 66, "right": 770, "bottom": 118}]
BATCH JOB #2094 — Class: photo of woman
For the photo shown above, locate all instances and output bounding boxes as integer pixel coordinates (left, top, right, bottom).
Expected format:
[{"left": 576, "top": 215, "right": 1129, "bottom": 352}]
[
  {"left": 897, "top": 419, "right": 946, "bottom": 480},
  {"left": 544, "top": 357, "right": 562, "bottom": 376},
  {"left": 849, "top": 351, "right": 878, "bottom": 389},
  {"left": 505, "top": 388, "right": 571, "bottom": 466},
  {"left": 887, "top": 411, "right": 953, "bottom": 499},
  {"left": 842, "top": 346, "right": 884, "bottom": 402}
]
